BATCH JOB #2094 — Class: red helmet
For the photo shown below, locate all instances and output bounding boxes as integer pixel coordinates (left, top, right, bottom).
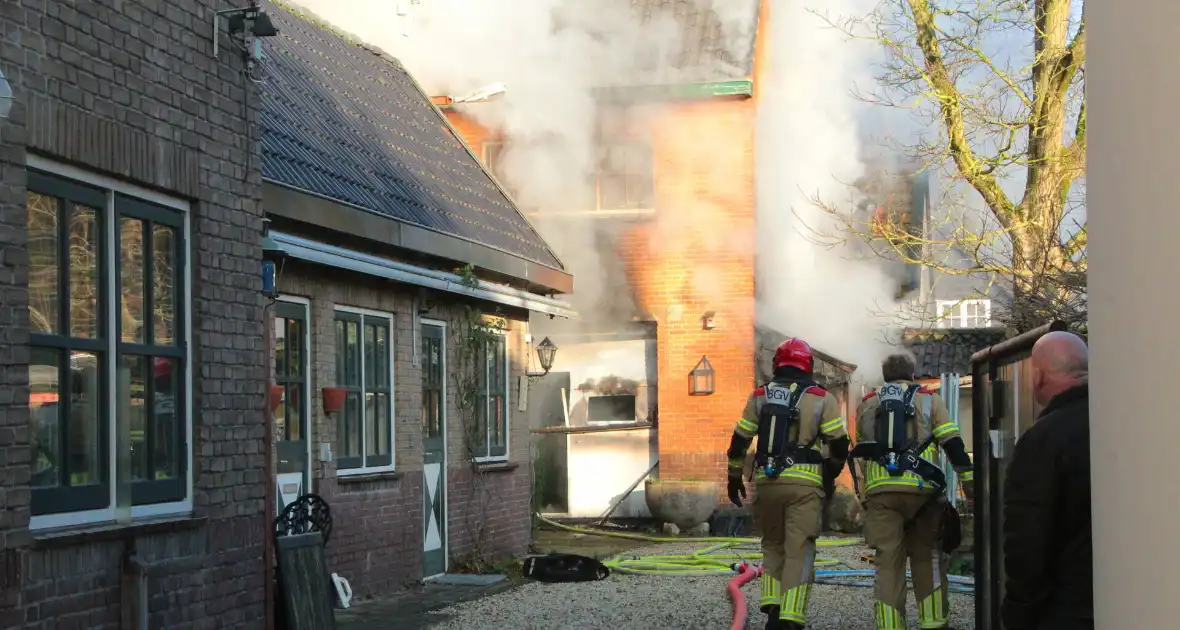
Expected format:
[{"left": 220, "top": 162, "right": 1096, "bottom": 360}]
[{"left": 773, "top": 338, "right": 814, "bottom": 373}]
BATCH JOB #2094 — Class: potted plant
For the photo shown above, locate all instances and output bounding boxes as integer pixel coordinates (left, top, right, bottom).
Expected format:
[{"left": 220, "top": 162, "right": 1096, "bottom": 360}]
[{"left": 322, "top": 387, "right": 347, "bottom": 415}]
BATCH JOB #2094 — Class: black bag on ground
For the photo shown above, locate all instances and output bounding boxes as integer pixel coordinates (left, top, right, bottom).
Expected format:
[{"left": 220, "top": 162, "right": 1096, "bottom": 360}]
[
  {"left": 522, "top": 553, "right": 611, "bottom": 583},
  {"left": 939, "top": 501, "right": 963, "bottom": 553}
]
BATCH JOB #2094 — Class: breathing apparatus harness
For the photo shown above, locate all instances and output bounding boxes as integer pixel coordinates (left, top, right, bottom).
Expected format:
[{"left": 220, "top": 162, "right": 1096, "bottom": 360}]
[
  {"left": 866, "top": 383, "right": 947, "bottom": 492},
  {"left": 753, "top": 381, "right": 826, "bottom": 480}
]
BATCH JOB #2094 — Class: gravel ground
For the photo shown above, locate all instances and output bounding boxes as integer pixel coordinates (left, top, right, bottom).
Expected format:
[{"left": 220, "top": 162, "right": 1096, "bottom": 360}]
[{"left": 431, "top": 540, "right": 974, "bottom": 630}]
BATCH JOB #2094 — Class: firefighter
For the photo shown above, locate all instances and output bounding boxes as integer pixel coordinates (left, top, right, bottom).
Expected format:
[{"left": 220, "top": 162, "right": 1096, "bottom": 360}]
[
  {"left": 852, "top": 352, "right": 974, "bottom": 630},
  {"left": 727, "top": 337, "right": 850, "bottom": 630}
]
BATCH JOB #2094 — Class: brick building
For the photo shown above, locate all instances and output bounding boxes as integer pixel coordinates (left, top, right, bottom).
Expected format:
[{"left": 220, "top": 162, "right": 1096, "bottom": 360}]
[
  {"left": 258, "top": 0, "right": 572, "bottom": 595},
  {"left": 0, "top": 0, "right": 267, "bottom": 628},
  {"left": 436, "top": 0, "right": 772, "bottom": 515}
]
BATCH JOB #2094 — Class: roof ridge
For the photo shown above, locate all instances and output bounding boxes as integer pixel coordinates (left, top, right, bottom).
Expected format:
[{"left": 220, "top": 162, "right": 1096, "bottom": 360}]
[{"left": 268, "top": 0, "right": 405, "bottom": 70}]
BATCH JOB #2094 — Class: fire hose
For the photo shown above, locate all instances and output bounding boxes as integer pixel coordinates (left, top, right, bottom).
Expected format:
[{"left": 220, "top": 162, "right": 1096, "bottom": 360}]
[
  {"left": 727, "top": 562, "right": 760, "bottom": 630},
  {"left": 535, "top": 515, "right": 975, "bottom": 626}
]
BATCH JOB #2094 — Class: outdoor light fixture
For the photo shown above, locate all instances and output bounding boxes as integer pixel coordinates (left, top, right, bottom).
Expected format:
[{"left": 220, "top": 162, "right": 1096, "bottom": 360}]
[
  {"left": 527, "top": 337, "right": 559, "bottom": 381},
  {"left": 0, "top": 69, "right": 12, "bottom": 120},
  {"left": 702, "top": 311, "right": 716, "bottom": 330},
  {"left": 213, "top": 3, "right": 280, "bottom": 60},
  {"left": 260, "top": 218, "right": 287, "bottom": 300},
  {"left": 689, "top": 356, "right": 715, "bottom": 396}
]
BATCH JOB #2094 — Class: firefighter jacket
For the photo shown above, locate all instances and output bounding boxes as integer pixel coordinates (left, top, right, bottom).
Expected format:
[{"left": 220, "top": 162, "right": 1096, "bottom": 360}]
[
  {"left": 854, "top": 381, "right": 973, "bottom": 497},
  {"left": 728, "top": 381, "right": 848, "bottom": 486}
]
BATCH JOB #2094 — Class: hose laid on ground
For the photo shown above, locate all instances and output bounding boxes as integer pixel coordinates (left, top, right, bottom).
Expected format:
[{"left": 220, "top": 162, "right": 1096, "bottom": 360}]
[
  {"left": 535, "top": 515, "right": 975, "bottom": 592},
  {"left": 727, "top": 563, "right": 760, "bottom": 630}
]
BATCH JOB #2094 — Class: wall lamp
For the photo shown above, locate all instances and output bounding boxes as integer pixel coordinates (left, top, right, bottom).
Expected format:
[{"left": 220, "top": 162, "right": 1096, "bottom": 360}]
[
  {"left": 214, "top": 3, "right": 280, "bottom": 60},
  {"left": 526, "top": 337, "right": 559, "bottom": 382},
  {"left": 261, "top": 218, "right": 287, "bottom": 300},
  {"left": 689, "top": 356, "right": 715, "bottom": 396}
]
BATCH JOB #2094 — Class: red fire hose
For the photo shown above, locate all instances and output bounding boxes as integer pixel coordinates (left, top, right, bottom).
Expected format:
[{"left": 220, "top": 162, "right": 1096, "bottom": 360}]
[{"left": 728, "top": 562, "right": 761, "bottom": 630}]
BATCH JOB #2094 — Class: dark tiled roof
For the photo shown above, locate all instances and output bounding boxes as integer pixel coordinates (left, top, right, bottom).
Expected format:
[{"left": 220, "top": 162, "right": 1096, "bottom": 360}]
[
  {"left": 628, "top": 0, "right": 759, "bottom": 83},
  {"left": 259, "top": 1, "right": 563, "bottom": 269},
  {"left": 902, "top": 328, "right": 1009, "bottom": 378}
]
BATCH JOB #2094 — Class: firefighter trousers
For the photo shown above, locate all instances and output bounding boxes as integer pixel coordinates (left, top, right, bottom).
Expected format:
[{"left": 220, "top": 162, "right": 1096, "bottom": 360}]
[
  {"left": 753, "top": 482, "right": 825, "bottom": 625},
  {"left": 862, "top": 491, "right": 950, "bottom": 630}
]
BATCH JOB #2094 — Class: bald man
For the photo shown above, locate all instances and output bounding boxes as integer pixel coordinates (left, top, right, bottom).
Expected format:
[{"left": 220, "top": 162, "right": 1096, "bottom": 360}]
[{"left": 1002, "top": 331, "right": 1093, "bottom": 630}]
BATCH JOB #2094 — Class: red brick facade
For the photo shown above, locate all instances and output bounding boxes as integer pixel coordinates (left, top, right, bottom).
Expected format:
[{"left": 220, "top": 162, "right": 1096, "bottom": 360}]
[{"left": 273, "top": 262, "right": 533, "bottom": 597}]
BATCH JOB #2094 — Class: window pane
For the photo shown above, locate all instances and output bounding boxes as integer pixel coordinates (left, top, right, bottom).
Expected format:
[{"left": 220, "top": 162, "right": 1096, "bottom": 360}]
[
  {"left": 364, "top": 323, "right": 376, "bottom": 390},
  {"left": 342, "top": 392, "right": 361, "bottom": 458},
  {"left": 121, "top": 354, "right": 149, "bottom": 481},
  {"left": 491, "top": 395, "right": 506, "bottom": 457},
  {"left": 287, "top": 384, "right": 302, "bottom": 441},
  {"left": 27, "top": 193, "right": 60, "bottom": 335},
  {"left": 120, "top": 218, "right": 146, "bottom": 344},
  {"left": 344, "top": 321, "right": 360, "bottom": 386},
  {"left": 68, "top": 351, "right": 103, "bottom": 486},
  {"left": 626, "top": 174, "right": 654, "bottom": 208},
  {"left": 152, "top": 357, "right": 179, "bottom": 481},
  {"left": 375, "top": 325, "right": 389, "bottom": 387},
  {"left": 273, "top": 316, "right": 286, "bottom": 378},
  {"left": 68, "top": 205, "right": 101, "bottom": 338},
  {"left": 152, "top": 224, "right": 176, "bottom": 345},
  {"left": 599, "top": 174, "right": 626, "bottom": 209},
  {"left": 374, "top": 393, "right": 390, "bottom": 457},
  {"left": 30, "top": 348, "right": 62, "bottom": 488},
  {"left": 365, "top": 392, "right": 376, "bottom": 456},
  {"left": 288, "top": 319, "right": 303, "bottom": 377},
  {"left": 475, "top": 390, "right": 488, "bottom": 458}
]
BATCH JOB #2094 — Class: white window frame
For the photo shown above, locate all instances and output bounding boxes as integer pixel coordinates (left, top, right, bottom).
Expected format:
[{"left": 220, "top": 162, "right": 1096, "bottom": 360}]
[
  {"left": 27, "top": 155, "right": 194, "bottom": 531},
  {"left": 333, "top": 305, "right": 397, "bottom": 475},
  {"left": 474, "top": 331, "right": 511, "bottom": 463},
  {"left": 936, "top": 299, "right": 993, "bottom": 329}
]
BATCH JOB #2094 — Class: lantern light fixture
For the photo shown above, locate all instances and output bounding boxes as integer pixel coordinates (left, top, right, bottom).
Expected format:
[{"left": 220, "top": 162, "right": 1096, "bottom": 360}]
[
  {"left": 527, "top": 337, "right": 559, "bottom": 382},
  {"left": 689, "top": 356, "right": 715, "bottom": 396}
]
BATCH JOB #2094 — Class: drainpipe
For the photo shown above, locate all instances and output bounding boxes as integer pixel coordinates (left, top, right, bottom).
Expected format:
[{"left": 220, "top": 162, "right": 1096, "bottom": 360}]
[
  {"left": 121, "top": 542, "right": 150, "bottom": 630},
  {"left": 263, "top": 298, "right": 276, "bottom": 630}
]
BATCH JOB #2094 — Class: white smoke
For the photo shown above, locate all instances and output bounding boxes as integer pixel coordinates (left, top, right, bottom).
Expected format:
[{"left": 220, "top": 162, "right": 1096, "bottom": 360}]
[
  {"left": 755, "top": 1, "right": 899, "bottom": 384},
  {"left": 284, "top": 0, "right": 757, "bottom": 325}
]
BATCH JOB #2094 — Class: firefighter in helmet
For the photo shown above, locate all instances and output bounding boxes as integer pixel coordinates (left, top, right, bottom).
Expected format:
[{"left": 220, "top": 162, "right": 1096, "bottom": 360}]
[
  {"left": 852, "top": 352, "right": 974, "bottom": 630},
  {"left": 727, "top": 337, "right": 850, "bottom": 630}
]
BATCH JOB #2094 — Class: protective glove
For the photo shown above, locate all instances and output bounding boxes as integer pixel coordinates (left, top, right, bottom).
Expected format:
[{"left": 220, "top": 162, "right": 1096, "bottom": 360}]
[
  {"left": 727, "top": 473, "right": 747, "bottom": 508},
  {"left": 821, "top": 459, "right": 842, "bottom": 498}
]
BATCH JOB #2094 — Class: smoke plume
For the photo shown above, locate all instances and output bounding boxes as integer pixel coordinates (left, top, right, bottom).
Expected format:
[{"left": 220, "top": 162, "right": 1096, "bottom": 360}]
[
  {"left": 755, "top": 0, "right": 899, "bottom": 384},
  {"left": 287, "top": 0, "right": 758, "bottom": 328}
]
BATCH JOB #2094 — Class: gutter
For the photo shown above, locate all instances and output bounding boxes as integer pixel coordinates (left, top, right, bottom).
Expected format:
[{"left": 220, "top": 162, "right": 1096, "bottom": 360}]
[{"left": 270, "top": 231, "right": 578, "bottom": 319}]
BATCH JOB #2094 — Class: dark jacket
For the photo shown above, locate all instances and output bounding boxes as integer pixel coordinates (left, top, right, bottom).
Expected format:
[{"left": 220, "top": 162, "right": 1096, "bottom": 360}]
[{"left": 1001, "top": 383, "right": 1093, "bottom": 630}]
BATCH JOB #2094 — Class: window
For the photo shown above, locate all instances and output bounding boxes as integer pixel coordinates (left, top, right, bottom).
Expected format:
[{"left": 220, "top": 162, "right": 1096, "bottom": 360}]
[
  {"left": 27, "top": 165, "right": 189, "bottom": 523},
  {"left": 587, "top": 395, "right": 638, "bottom": 425},
  {"left": 937, "top": 299, "right": 993, "bottom": 328},
  {"left": 595, "top": 142, "right": 654, "bottom": 210},
  {"left": 334, "top": 309, "right": 394, "bottom": 473},
  {"left": 482, "top": 139, "right": 655, "bottom": 212},
  {"left": 475, "top": 335, "right": 509, "bottom": 460}
]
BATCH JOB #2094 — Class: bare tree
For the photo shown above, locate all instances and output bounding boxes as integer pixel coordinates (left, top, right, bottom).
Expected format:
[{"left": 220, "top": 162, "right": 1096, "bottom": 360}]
[{"left": 808, "top": 0, "right": 1086, "bottom": 331}]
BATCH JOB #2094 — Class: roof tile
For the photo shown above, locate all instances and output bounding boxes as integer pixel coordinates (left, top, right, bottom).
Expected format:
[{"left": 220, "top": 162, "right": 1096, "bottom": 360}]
[{"left": 260, "top": 1, "right": 563, "bottom": 269}]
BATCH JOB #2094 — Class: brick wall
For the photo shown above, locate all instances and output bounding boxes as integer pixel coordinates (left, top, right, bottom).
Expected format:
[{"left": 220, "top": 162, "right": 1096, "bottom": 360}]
[
  {"left": 276, "top": 261, "right": 532, "bottom": 596},
  {"left": 0, "top": 0, "right": 267, "bottom": 628},
  {"left": 620, "top": 98, "right": 757, "bottom": 490}
]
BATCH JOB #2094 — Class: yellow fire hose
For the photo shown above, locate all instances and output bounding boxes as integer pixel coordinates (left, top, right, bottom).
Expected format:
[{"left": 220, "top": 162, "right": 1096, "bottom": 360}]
[
  {"left": 536, "top": 515, "right": 859, "bottom": 576},
  {"left": 534, "top": 515, "right": 976, "bottom": 594}
]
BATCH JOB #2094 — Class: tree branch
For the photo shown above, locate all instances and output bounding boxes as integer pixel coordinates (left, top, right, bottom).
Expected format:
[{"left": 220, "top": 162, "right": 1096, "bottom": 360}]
[{"left": 906, "top": 0, "right": 1016, "bottom": 224}]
